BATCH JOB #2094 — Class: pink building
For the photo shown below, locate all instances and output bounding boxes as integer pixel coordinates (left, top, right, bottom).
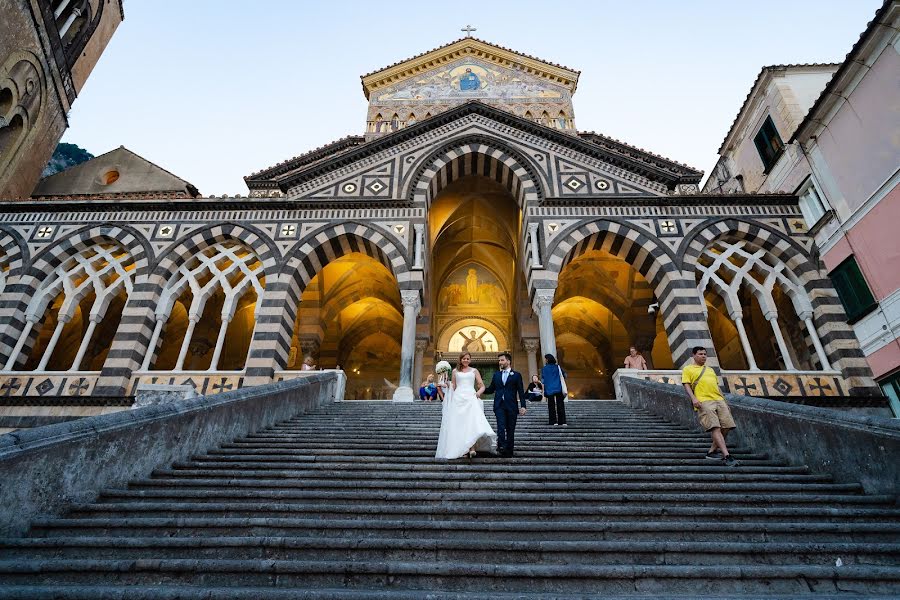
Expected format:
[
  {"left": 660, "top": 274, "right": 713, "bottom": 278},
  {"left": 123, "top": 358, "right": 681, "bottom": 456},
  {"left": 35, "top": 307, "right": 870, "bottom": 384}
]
[{"left": 704, "top": 0, "right": 900, "bottom": 414}]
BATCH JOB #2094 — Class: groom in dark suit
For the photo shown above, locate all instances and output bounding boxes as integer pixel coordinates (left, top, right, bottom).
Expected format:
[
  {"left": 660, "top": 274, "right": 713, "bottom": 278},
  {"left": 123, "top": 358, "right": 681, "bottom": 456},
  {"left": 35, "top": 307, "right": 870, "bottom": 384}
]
[{"left": 482, "top": 352, "right": 527, "bottom": 457}]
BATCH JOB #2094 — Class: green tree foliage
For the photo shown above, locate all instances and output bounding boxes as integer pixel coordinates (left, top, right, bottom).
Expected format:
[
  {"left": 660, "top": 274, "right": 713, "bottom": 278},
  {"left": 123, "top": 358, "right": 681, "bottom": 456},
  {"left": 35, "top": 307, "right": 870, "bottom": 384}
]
[{"left": 42, "top": 143, "right": 94, "bottom": 177}]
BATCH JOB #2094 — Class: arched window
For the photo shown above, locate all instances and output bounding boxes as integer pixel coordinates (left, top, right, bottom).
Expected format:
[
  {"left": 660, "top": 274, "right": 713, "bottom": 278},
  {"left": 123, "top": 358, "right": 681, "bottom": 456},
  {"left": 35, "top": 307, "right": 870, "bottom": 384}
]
[
  {"left": 390, "top": 113, "right": 400, "bottom": 131},
  {"left": 146, "top": 241, "right": 265, "bottom": 372},
  {"left": 0, "top": 57, "right": 43, "bottom": 174},
  {"left": 524, "top": 111, "right": 534, "bottom": 121},
  {"left": 556, "top": 111, "right": 567, "bottom": 129},
  {"left": 5, "top": 243, "right": 135, "bottom": 372},
  {"left": 540, "top": 111, "right": 551, "bottom": 126},
  {"left": 53, "top": 0, "right": 89, "bottom": 49},
  {"left": 407, "top": 113, "right": 416, "bottom": 126},
  {"left": 696, "top": 240, "right": 831, "bottom": 371}
]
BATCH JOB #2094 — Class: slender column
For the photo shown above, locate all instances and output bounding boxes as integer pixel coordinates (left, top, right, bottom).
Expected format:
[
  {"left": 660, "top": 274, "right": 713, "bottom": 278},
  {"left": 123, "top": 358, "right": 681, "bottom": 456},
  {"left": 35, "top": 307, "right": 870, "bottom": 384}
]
[
  {"left": 140, "top": 318, "right": 165, "bottom": 371},
  {"left": 59, "top": 7, "right": 81, "bottom": 37},
  {"left": 174, "top": 316, "right": 199, "bottom": 371},
  {"left": 4, "top": 318, "right": 36, "bottom": 371},
  {"left": 532, "top": 288, "right": 557, "bottom": 359},
  {"left": 523, "top": 338, "right": 540, "bottom": 380},
  {"left": 71, "top": 316, "right": 100, "bottom": 371},
  {"left": 413, "top": 224, "right": 425, "bottom": 270},
  {"left": 800, "top": 311, "right": 832, "bottom": 370},
  {"left": 37, "top": 314, "right": 71, "bottom": 371},
  {"left": 765, "top": 311, "right": 795, "bottom": 370},
  {"left": 392, "top": 290, "right": 421, "bottom": 402},
  {"left": 413, "top": 339, "right": 427, "bottom": 390},
  {"left": 54, "top": 0, "right": 72, "bottom": 18},
  {"left": 208, "top": 316, "right": 232, "bottom": 371},
  {"left": 728, "top": 309, "right": 758, "bottom": 371},
  {"left": 528, "top": 223, "right": 542, "bottom": 269}
]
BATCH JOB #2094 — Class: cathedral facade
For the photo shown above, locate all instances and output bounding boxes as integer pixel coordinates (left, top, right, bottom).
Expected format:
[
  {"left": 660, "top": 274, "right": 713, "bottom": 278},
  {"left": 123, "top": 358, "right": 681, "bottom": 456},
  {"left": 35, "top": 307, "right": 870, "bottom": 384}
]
[{"left": 0, "top": 38, "right": 878, "bottom": 426}]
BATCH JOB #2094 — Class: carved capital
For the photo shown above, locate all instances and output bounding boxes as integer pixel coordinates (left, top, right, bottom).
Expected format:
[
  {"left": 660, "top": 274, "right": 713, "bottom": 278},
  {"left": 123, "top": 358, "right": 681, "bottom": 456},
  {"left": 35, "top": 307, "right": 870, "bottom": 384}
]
[
  {"left": 415, "top": 339, "right": 428, "bottom": 352},
  {"left": 522, "top": 339, "right": 540, "bottom": 353},
  {"left": 532, "top": 289, "right": 556, "bottom": 311},
  {"left": 400, "top": 289, "right": 422, "bottom": 313}
]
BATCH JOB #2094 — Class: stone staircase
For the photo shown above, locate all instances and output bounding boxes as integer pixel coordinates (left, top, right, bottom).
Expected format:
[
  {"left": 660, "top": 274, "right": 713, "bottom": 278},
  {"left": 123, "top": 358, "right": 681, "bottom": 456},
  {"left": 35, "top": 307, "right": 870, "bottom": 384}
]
[{"left": 0, "top": 400, "right": 898, "bottom": 598}]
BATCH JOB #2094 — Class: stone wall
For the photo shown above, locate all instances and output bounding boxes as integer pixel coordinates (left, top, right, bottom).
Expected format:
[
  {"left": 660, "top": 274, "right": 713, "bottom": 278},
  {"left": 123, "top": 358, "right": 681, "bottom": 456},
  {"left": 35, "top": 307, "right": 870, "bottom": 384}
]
[
  {"left": 619, "top": 377, "right": 899, "bottom": 495},
  {"left": 0, "top": 371, "right": 340, "bottom": 536}
]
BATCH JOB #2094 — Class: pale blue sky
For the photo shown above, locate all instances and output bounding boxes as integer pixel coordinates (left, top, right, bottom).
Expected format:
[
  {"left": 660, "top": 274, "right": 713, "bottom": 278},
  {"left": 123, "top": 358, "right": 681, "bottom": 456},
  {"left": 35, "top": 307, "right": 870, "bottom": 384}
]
[{"left": 61, "top": 0, "right": 882, "bottom": 195}]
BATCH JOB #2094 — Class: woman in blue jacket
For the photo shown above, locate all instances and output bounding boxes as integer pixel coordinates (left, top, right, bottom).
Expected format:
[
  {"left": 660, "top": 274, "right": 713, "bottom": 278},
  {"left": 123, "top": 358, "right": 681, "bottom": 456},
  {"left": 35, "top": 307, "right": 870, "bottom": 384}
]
[{"left": 540, "top": 354, "right": 568, "bottom": 426}]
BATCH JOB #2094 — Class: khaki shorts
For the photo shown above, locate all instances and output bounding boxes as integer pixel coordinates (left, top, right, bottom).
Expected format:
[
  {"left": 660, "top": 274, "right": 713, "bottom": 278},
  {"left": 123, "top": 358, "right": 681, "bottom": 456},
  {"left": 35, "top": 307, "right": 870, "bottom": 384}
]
[{"left": 697, "top": 400, "right": 735, "bottom": 432}]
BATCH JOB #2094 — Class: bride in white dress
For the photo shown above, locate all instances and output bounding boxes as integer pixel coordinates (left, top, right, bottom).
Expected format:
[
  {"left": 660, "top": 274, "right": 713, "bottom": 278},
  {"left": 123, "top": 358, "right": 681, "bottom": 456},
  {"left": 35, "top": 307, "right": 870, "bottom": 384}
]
[{"left": 435, "top": 352, "right": 498, "bottom": 459}]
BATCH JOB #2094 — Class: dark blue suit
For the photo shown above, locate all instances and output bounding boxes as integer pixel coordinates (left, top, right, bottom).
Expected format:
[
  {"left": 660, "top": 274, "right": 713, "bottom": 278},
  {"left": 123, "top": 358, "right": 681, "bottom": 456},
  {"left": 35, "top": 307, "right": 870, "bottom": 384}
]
[{"left": 483, "top": 369, "right": 526, "bottom": 455}]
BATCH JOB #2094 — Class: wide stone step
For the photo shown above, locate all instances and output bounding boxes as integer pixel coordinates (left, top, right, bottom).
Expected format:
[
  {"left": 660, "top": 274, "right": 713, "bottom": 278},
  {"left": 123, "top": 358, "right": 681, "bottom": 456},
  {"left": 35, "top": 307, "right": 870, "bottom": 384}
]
[
  {"left": 29, "top": 517, "right": 900, "bottom": 543},
  {"left": 243, "top": 429, "right": 709, "bottom": 444},
  {"left": 170, "top": 461, "right": 818, "bottom": 479},
  {"left": 98, "top": 487, "right": 889, "bottom": 508},
  {"left": 222, "top": 439, "right": 722, "bottom": 450},
  {"left": 4, "top": 536, "right": 898, "bottom": 566},
  {"left": 197, "top": 450, "right": 777, "bottom": 465},
  {"left": 69, "top": 500, "right": 900, "bottom": 523},
  {"left": 129, "top": 475, "right": 861, "bottom": 495},
  {"left": 1, "top": 559, "right": 898, "bottom": 594},
  {"left": 153, "top": 467, "right": 833, "bottom": 485}
]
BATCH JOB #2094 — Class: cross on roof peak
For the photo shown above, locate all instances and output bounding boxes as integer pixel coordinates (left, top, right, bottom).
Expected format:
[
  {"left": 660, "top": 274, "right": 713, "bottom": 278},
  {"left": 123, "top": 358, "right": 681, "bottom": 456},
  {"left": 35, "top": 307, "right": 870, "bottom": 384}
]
[{"left": 461, "top": 25, "right": 476, "bottom": 37}]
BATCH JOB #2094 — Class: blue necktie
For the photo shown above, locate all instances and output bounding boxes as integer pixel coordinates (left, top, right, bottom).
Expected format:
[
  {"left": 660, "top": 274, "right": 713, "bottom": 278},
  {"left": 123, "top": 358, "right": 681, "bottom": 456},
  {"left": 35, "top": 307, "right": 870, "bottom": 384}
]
[{"left": 502, "top": 370, "right": 508, "bottom": 385}]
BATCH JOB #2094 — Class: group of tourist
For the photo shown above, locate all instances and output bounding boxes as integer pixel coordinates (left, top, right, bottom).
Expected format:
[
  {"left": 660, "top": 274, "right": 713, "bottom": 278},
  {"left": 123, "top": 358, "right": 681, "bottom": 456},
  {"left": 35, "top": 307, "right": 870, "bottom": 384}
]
[
  {"left": 421, "top": 354, "right": 569, "bottom": 427},
  {"left": 430, "top": 343, "right": 739, "bottom": 467}
]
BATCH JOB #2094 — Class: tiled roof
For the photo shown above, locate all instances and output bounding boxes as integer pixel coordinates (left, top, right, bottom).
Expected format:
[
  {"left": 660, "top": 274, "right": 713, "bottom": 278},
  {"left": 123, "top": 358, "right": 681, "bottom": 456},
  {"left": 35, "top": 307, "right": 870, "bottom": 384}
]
[
  {"left": 5, "top": 191, "right": 194, "bottom": 202},
  {"left": 716, "top": 63, "right": 840, "bottom": 154},
  {"left": 791, "top": 0, "right": 895, "bottom": 142},
  {"left": 273, "top": 101, "right": 703, "bottom": 191},
  {"left": 578, "top": 132, "right": 702, "bottom": 176},
  {"left": 245, "top": 135, "right": 366, "bottom": 184},
  {"left": 360, "top": 37, "right": 580, "bottom": 79}
]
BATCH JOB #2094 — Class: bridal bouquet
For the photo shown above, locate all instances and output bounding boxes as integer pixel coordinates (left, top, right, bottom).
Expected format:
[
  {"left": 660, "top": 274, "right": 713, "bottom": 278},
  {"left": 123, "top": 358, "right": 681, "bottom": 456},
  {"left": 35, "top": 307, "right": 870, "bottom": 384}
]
[{"left": 434, "top": 360, "right": 452, "bottom": 376}]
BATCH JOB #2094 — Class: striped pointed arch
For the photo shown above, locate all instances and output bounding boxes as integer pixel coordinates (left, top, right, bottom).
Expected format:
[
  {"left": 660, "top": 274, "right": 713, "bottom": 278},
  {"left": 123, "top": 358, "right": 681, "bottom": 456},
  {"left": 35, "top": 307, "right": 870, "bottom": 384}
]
[
  {"left": 0, "top": 225, "right": 148, "bottom": 368},
  {"left": 546, "top": 220, "right": 679, "bottom": 292},
  {"left": 29, "top": 224, "right": 150, "bottom": 279},
  {"left": 245, "top": 222, "right": 417, "bottom": 381},
  {"left": 406, "top": 137, "right": 545, "bottom": 206},
  {"left": 681, "top": 218, "right": 816, "bottom": 279},
  {"left": 683, "top": 219, "right": 876, "bottom": 392},
  {"left": 0, "top": 226, "right": 27, "bottom": 294},
  {"left": 542, "top": 219, "right": 707, "bottom": 367},
  {"left": 280, "top": 222, "right": 411, "bottom": 292},
  {"left": 152, "top": 223, "right": 278, "bottom": 280}
]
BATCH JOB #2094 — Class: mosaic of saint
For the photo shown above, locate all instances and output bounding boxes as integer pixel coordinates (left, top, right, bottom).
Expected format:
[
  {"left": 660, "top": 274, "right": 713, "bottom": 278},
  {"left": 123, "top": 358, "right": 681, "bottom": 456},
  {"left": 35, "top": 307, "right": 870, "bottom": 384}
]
[
  {"left": 438, "top": 264, "right": 507, "bottom": 312},
  {"left": 374, "top": 59, "right": 565, "bottom": 102}
]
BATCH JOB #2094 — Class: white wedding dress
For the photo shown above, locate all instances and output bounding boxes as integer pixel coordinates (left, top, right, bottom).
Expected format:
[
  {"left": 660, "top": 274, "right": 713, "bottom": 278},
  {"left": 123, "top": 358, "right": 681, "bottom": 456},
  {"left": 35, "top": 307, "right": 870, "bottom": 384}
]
[{"left": 435, "top": 369, "right": 497, "bottom": 459}]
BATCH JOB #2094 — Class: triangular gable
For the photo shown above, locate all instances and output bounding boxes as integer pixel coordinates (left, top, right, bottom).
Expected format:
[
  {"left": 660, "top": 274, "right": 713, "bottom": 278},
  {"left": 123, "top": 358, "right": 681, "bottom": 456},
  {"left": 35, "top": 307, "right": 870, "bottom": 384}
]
[
  {"left": 361, "top": 37, "right": 580, "bottom": 100},
  {"left": 267, "top": 102, "right": 701, "bottom": 201},
  {"left": 33, "top": 146, "right": 199, "bottom": 197}
]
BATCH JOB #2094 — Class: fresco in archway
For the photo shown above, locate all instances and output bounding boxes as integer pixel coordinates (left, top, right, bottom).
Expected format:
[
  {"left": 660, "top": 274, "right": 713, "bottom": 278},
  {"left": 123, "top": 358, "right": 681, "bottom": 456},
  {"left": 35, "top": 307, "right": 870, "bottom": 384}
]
[
  {"left": 448, "top": 325, "right": 499, "bottom": 353},
  {"left": 438, "top": 264, "right": 507, "bottom": 312}
]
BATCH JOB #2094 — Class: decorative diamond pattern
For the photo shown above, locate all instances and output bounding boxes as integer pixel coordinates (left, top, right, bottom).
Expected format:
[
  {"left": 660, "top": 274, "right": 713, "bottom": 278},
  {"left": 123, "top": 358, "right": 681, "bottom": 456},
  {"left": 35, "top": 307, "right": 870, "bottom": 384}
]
[
  {"left": 35, "top": 378, "right": 55, "bottom": 396},
  {"left": 366, "top": 180, "right": 387, "bottom": 194},
  {"left": 564, "top": 177, "right": 584, "bottom": 191},
  {"left": 772, "top": 377, "right": 793, "bottom": 396}
]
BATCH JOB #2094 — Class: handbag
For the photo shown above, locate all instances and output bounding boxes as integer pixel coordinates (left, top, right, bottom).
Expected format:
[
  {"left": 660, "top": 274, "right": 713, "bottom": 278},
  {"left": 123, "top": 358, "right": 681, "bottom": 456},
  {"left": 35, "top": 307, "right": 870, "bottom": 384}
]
[{"left": 558, "top": 365, "right": 568, "bottom": 397}]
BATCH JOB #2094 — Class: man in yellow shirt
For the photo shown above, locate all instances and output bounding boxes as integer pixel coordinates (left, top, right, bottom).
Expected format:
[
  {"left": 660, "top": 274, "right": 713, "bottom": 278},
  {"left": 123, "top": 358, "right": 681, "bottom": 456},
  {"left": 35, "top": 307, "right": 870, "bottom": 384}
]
[{"left": 682, "top": 346, "right": 738, "bottom": 466}]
